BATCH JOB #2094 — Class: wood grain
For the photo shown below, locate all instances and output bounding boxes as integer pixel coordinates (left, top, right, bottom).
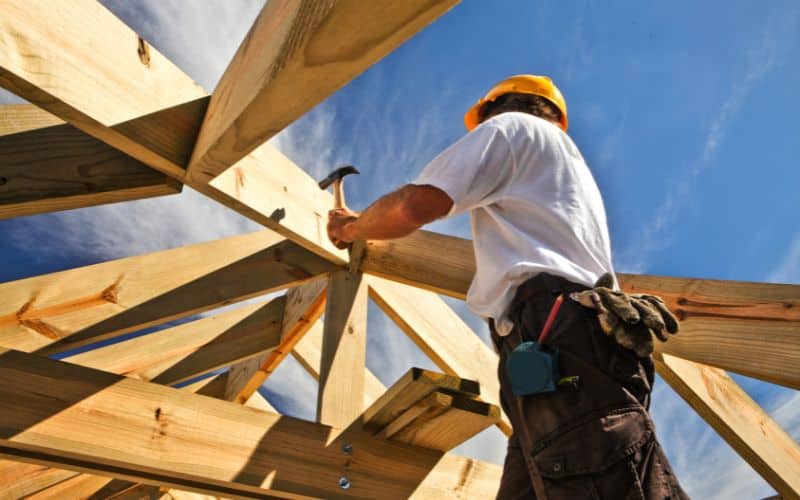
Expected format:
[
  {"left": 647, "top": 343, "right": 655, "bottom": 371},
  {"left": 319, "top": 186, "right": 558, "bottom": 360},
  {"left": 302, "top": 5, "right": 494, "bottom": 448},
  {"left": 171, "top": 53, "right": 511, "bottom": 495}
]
[
  {"left": 362, "top": 368, "right": 480, "bottom": 434},
  {"left": 65, "top": 298, "right": 285, "bottom": 386},
  {"left": 385, "top": 391, "right": 500, "bottom": 452},
  {"left": 0, "top": 349, "right": 501, "bottom": 499},
  {"left": 229, "top": 278, "right": 329, "bottom": 404},
  {"left": 317, "top": 270, "right": 368, "bottom": 428},
  {"left": 188, "top": 0, "right": 459, "bottom": 183},
  {"left": 0, "top": 230, "right": 334, "bottom": 355},
  {"left": 654, "top": 353, "right": 800, "bottom": 497},
  {"left": 0, "top": 104, "right": 179, "bottom": 218}
]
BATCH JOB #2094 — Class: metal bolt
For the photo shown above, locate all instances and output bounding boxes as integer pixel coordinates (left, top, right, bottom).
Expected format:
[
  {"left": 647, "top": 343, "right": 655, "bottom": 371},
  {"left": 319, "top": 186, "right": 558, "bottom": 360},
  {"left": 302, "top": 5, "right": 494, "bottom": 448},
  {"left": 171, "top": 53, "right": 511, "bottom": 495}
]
[
  {"left": 339, "top": 476, "right": 351, "bottom": 489},
  {"left": 553, "top": 463, "right": 562, "bottom": 472},
  {"left": 342, "top": 443, "right": 353, "bottom": 455}
]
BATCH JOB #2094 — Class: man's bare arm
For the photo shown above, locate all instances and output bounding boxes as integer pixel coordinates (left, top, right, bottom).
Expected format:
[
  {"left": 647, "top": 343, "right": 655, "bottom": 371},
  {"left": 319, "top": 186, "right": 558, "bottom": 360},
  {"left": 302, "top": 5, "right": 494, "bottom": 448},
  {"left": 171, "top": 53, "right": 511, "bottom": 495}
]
[{"left": 328, "top": 184, "right": 453, "bottom": 243}]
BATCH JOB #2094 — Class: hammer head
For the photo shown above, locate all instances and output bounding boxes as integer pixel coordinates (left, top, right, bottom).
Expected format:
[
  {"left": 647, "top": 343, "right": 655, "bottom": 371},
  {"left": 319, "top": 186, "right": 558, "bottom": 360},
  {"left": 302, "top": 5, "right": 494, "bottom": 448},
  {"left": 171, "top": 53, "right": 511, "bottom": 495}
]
[{"left": 318, "top": 165, "right": 360, "bottom": 190}]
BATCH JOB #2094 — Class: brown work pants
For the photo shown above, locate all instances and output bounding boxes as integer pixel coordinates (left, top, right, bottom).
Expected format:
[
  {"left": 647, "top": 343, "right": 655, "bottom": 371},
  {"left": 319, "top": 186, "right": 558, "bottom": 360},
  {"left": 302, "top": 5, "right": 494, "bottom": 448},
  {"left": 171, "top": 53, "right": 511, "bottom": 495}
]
[{"left": 490, "top": 273, "right": 688, "bottom": 499}]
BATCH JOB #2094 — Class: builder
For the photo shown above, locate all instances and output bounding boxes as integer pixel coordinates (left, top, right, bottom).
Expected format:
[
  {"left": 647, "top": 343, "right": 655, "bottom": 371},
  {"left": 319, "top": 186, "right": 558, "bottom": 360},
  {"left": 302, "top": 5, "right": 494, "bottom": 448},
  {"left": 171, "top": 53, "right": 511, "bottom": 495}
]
[{"left": 327, "top": 75, "right": 687, "bottom": 499}]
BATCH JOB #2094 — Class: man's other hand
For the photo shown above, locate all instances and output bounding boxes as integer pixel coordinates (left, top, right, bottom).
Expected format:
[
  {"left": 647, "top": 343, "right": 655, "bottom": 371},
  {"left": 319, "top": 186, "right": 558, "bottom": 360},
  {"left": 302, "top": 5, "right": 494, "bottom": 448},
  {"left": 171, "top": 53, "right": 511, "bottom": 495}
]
[{"left": 327, "top": 208, "right": 359, "bottom": 249}]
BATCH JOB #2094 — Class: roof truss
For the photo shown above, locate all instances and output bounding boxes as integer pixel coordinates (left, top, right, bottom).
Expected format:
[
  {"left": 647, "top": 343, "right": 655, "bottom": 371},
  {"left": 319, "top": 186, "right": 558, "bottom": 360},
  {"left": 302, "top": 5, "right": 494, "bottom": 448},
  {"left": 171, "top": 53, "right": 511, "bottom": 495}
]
[{"left": 0, "top": 0, "right": 798, "bottom": 498}]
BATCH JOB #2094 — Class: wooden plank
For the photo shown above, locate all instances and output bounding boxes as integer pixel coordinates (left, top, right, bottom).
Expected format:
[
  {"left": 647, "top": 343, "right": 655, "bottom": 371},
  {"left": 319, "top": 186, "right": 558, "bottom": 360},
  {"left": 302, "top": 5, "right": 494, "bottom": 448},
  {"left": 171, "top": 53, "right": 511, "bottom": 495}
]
[
  {"left": 361, "top": 230, "right": 475, "bottom": 298},
  {"left": 654, "top": 353, "right": 800, "bottom": 497},
  {"left": 0, "top": 103, "right": 64, "bottom": 134},
  {"left": 361, "top": 230, "right": 800, "bottom": 388},
  {"left": 0, "top": 316, "right": 285, "bottom": 498},
  {"left": 368, "top": 276, "right": 511, "bottom": 435},
  {"left": 385, "top": 391, "right": 500, "bottom": 452},
  {"left": 621, "top": 274, "right": 800, "bottom": 389},
  {"left": 292, "top": 320, "right": 386, "bottom": 408},
  {"left": 227, "top": 279, "right": 328, "bottom": 404},
  {"left": 0, "top": 230, "right": 335, "bottom": 355},
  {"left": 64, "top": 298, "right": 285, "bottom": 386},
  {"left": 0, "top": 0, "right": 346, "bottom": 263},
  {"left": 317, "top": 270, "right": 368, "bottom": 428},
  {"left": 0, "top": 349, "right": 501, "bottom": 499},
  {"left": 362, "top": 368, "right": 479, "bottom": 434},
  {"left": 0, "top": 0, "right": 457, "bottom": 265},
  {"left": 22, "top": 376, "right": 275, "bottom": 500},
  {"left": 0, "top": 104, "right": 179, "bottom": 218},
  {"left": 187, "top": 0, "right": 459, "bottom": 183},
  {"left": 0, "top": 461, "right": 77, "bottom": 499},
  {"left": 0, "top": 0, "right": 207, "bottom": 178}
]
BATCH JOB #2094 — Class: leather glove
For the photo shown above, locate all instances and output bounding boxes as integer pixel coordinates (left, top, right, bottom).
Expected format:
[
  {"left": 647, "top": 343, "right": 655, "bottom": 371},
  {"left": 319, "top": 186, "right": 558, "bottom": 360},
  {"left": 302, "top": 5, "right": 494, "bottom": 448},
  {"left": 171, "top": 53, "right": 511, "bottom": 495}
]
[{"left": 569, "top": 273, "right": 680, "bottom": 357}]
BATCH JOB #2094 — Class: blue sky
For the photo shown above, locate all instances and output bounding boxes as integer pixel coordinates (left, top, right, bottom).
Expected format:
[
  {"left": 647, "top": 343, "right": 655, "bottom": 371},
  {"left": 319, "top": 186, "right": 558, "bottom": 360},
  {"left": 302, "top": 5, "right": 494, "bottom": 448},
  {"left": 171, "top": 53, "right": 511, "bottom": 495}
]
[{"left": 1, "top": 1, "right": 798, "bottom": 498}]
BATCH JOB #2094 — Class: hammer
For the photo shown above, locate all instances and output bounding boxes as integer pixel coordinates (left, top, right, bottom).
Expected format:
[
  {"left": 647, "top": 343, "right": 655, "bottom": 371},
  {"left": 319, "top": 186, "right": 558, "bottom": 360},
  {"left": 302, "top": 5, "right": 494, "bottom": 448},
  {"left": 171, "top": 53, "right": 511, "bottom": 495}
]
[{"left": 318, "top": 165, "right": 359, "bottom": 210}]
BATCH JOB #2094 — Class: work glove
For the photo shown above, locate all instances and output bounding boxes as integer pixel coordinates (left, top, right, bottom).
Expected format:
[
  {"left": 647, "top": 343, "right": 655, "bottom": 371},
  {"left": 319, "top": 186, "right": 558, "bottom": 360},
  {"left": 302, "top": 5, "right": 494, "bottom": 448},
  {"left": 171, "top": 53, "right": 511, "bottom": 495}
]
[{"left": 569, "top": 273, "right": 680, "bottom": 357}]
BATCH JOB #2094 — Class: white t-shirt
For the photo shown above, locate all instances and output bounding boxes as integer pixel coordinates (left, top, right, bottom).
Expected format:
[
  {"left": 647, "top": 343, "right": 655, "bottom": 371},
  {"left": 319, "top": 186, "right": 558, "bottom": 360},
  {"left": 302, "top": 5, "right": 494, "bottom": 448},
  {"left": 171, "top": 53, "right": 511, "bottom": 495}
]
[{"left": 412, "top": 112, "right": 615, "bottom": 336}]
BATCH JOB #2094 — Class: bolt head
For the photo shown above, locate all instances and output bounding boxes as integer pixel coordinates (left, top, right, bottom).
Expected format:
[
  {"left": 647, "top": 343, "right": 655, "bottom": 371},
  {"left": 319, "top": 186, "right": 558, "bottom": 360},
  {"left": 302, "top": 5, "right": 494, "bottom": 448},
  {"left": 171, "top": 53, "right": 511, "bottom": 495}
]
[
  {"left": 342, "top": 443, "right": 353, "bottom": 455},
  {"left": 339, "top": 476, "right": 351, "bottom": 489}
]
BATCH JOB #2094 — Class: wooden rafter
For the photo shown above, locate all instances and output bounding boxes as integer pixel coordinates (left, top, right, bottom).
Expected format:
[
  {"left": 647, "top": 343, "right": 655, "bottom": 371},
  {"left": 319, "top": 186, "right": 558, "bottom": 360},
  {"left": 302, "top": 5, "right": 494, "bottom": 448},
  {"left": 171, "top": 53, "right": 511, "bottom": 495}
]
[
  {"left": 361, "top": 230, "right": 800, "bottom": 389},
  {"left": 0, "top": 0, "right": 461, "bottom": 264},
  {"left": 0, "top": 349, "right": 501, "bottom": 499},
  {"left": 0, "top": 104, "right": 179, "bottom": 218},
  {"left": 226, "top": 279, "right": 328, "bottom": 405},
  {"left": 0, "top": 230, "right": 334, "bottom": 355},
  {"left": 63, "top": 298, "right": 285, "bottom": 386},
  {"left": 0, "top": 302, "right": 284, "bottom": 499},
  {"left": 654, "top": 353, "right": 800, "bottom": 497},
  {"left": 187, "top": 0, "right": 459, "bottom": 184},
  {"left": 1, "top": 0, "right": 797, "bottom": 496}
]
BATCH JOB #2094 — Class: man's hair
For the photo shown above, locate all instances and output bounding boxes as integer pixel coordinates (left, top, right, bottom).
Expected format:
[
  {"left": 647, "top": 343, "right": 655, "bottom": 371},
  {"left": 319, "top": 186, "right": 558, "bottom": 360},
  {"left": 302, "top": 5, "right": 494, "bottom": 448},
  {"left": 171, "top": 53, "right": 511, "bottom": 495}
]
[{"left": 478, "top": 92, "right": 562, "bottom": 125}]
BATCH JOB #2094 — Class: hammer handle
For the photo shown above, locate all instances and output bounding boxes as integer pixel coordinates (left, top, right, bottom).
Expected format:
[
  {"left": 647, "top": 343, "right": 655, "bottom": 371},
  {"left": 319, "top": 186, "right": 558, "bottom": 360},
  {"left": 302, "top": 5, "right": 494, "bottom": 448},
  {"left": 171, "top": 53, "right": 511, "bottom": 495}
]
[{"left": 332, "top": 178, "right": 347, "bottom": 210}]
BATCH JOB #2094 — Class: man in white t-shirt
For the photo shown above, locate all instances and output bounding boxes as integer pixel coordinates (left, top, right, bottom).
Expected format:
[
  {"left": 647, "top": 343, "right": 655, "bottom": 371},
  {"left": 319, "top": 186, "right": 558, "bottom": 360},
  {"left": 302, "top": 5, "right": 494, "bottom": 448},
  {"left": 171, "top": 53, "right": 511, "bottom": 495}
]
[{"left": 328, "top": 75, "right": 686, "bottom": 499}]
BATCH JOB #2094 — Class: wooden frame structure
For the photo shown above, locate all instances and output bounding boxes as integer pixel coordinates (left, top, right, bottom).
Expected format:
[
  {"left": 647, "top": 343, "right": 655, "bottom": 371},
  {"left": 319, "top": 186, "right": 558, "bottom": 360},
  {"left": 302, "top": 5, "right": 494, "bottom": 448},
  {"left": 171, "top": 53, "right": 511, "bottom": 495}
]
[{"left": 0, "top": 1, "right": 798, "bottom": 498}]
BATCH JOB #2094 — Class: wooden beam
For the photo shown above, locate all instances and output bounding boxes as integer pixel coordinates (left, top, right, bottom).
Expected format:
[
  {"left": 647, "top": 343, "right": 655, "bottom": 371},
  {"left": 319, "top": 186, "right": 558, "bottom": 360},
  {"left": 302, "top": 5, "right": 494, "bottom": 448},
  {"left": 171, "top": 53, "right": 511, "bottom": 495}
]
[
  {"left": 187, "top": 0, "right": 459, "bottom": 183},
  {"left": 0, "top": 349, "right": 501, "bottom": 499},
  {"left": 292, "top": 320, "right": 386, "bottom": 408},
  {"left": 0, "top": 104, "right": 179, "bottom": 218},
  {"left": 0, "top": 311, "right": 285, "bottom": 500},
  {"left": 25, "top": 374, "right": 277, "bottom": 500},
  {"left": 361, "top": 230, "right": 475, "bottom": 298},
  {"left": 377, "top": 390, "right": 500, "bottom": 452},
  {"left": 0, "top": 462, "right": 76, "bottom": 499},
  {"left": 0, "top": 0, "right": 458, "bottom": 265},
  {"left": 654, "top": 353, "right": 800, "bottom": 497},
  {"left": 620, "top": 274, "right": 800, "bottom": 389},
  {"left": 227, "top": 279, "right": 328, "bottom": 404},
  {"left": 361, "top": 230, "right": 800, "bottom": 388},
  {"left": 318, "top": 270, "right": 368, "bottom": 428},
  {"left": 0, "top": 0, "right": 207, "bottom": 178},
  {"left": 0, "top": 230, "right": 334, "bottom": 355},
  {"left": 362, "top": 368, "right": 479, "bottom": 434},
  {"left": 368, "top": 276, "right": 512, "bottom": 435},
  {"left": 64, "top": 298, "right": 285, "bottom": 386},
  {"left": 0, "top": 0, "right": 346, "bottom": 263}
]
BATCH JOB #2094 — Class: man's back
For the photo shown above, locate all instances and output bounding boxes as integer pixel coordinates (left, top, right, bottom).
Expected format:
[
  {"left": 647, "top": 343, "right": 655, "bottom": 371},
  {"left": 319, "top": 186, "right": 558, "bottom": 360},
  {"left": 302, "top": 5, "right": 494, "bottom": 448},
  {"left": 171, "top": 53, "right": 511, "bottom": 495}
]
[{"left": 414, "top": 111, "right": 614, "bottom": 333}]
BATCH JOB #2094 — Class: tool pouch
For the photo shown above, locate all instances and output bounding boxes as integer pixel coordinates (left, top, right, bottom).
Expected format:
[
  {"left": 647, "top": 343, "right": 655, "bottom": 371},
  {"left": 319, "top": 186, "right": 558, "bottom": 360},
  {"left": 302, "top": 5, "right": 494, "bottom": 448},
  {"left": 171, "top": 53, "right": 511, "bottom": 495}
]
[{"left": 506, "top": 341, "right": 560, "bottom": 396}]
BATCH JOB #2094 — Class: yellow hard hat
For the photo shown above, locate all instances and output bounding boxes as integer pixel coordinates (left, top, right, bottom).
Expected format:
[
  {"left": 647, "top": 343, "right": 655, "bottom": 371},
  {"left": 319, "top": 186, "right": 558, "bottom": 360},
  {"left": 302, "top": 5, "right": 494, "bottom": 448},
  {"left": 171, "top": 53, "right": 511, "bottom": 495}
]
[{"left": 464, "top": 74, "right": 568, "bottom": 132}]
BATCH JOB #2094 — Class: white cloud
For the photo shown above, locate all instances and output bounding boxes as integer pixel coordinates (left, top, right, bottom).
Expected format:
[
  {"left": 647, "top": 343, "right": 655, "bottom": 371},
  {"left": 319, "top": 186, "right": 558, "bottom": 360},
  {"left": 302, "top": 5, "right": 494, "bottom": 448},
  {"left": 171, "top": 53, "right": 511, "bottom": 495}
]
[
  {"left": 767, "top": 233, "right": 800, "bottom": 284},
  {"left": 616, "top": 13, "right": 794, "bottom": 274}
]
